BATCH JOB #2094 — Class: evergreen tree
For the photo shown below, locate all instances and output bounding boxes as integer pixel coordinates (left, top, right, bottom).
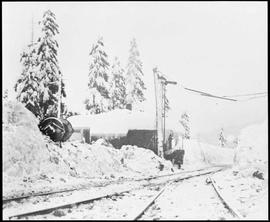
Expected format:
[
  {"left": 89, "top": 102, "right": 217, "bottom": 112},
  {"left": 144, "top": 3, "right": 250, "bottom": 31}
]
[
  {"left": 15, "top": 10, "right": 65, "bottom": 119},
  {"left": 36, "top": 10, "right": 66, "bottom": 118},
  {"left": 85, "top": 37, "right": 110, "bottom": 114},
  {"left": 109, "top": 57, "right": 126, "bottom": 109},
  {"left": 126, "top": 38, "right": 146, "bottom": 108},
  {"left": 15, "top": 42, "right": 41, "bottom": 117},
  {"left": 179, "top": 112, "right": 190, "bottom": 139},
  {"left": 219, "top": 128, "right": 226, "bottom": 147}
]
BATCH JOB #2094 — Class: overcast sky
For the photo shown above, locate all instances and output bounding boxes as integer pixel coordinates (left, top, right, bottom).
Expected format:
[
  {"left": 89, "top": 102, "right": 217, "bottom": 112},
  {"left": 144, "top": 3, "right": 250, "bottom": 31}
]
[{"left": 2, "top": 2, "right": 267, "bottom": 139}]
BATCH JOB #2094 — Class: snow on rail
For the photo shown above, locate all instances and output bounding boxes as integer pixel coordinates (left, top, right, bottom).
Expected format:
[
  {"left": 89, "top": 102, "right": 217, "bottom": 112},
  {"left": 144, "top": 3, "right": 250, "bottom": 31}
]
[
  {"left": 4, "top": 167, "right": 225, "bottom": 220},
  {"left": 208, "top": 176, "right": 244, "bottom": 219}
]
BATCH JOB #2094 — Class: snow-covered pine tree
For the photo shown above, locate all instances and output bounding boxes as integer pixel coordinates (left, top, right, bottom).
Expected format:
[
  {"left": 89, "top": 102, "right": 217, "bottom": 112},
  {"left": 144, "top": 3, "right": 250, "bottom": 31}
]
[
  {"left": 126, "top": 38, "right": 146, "bottom": 109},
  {"left": 15, "top": 10, "right": 65, "bottom": 119},
  {"left": 219, "top": 128, "right": 226, "bottom": 147},
  {"left": 85, "top": 37, "right": 111, "bottom": 114},
  {"left": 35, "top": 10, "right": 66, "bottom": 118},
  {"left": 179, "top": 112, "right": 190, "bottom": 139},
  {"left": 15, "top": 42, "right": 42, "bottom": 117},
  {"left": 109, "top": 57, "right": 126, "bottom": 109}
]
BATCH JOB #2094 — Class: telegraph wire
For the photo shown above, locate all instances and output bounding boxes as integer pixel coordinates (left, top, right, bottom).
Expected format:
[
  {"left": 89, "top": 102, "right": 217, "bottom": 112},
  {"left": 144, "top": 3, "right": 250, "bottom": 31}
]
[
  {"left": 179, "top": 85, "right": 267, "bottom": 102},
  {"left": 182, "top": 87, "right": 237, "bottom": 101},
  {"left": 222, "top": 92, "right": 267, "bottom": 98},
  {"left": 236, "top": 95, "right": 267, "bottom": 102}
]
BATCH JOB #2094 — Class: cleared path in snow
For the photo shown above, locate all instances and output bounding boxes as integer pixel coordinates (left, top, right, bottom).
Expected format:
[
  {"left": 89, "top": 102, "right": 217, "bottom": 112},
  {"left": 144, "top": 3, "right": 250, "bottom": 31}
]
[
  {"left": 4, "top": 166, "right": 225, "bottom": 220},
  {"left": 140, "top": 171, "right": 237, "bottom": 220}
]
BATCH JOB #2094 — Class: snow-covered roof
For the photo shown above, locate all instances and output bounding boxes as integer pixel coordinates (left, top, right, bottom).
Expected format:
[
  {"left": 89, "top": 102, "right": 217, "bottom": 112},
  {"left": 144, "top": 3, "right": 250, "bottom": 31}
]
[
  {"left": 68, "top": 108, "right": 183, "bottom": 135},
  {"left": 68, "top": 109, "right": 156, "bottom": 135}
]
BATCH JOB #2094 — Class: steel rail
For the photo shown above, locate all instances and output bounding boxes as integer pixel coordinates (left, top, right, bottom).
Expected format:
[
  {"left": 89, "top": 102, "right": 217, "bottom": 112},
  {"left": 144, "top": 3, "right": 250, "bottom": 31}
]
[
  {"left": 4, "top": 167, "right": 226, "bottom": 220},
  {"left": 2, "top": 187, "right": 79, "bottom": 204},
  {"left": 132, "top": 181, "right": 173, "bottom": 220},
  {"left": 3, "top": 165, "right": 230, "bottom": 204},
  {"left": 5, "top": 189, "right": 133, "bottom": 220},
  {"left": 132, "top": 167, "right": 226, "bottom": 220},
  {"left": 208, "top": 176, "right": 244, "bottom": 219}
]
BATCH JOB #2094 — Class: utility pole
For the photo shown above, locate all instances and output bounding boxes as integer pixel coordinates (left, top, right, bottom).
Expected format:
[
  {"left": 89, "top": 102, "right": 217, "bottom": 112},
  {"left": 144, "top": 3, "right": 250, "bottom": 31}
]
[
  {"left": 153, "top": 68, "right": 177, "bottom": 158},
  {"left": 162, "top": 81, "right": 166, "bottom": 154},
  {"left": 153, "top": 68, "right": 164, "bottom": 158},
  {"left": 162, "top": 79, "right": 177, "bottom": 153},
  {"left": 153, "top": 68, "right": 159, "bottom": 154}
]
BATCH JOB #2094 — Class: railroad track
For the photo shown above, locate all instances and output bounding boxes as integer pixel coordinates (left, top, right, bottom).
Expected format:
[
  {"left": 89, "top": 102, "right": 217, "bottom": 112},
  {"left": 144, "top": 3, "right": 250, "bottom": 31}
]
[
  {"left": 134, "top": 169, "right": 243, "bottom": 220},
  {"left": 3, "top": 166, "right": 227, "bottom": 220},
  {"left": 207, "top": 176, "right": 244, "bottom": 219},
  {"left": 3, "top": 165, "right": 229, "bottom": 204}
]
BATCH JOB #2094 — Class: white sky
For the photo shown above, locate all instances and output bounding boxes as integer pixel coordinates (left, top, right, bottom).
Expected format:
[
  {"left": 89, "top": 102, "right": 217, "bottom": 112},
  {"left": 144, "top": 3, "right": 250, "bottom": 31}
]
[{"left": 2, "top": 2, "right": 268, "bottom": 139}]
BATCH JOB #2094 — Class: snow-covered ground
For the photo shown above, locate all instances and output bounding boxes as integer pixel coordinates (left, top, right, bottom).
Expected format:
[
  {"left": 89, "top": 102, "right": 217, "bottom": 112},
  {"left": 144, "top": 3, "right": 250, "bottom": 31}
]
[
  {"left": 3, "top": 101, "right": 174, "bottom": 199},
  {"left": 211, "top": 119, "right": 268, "bottom": 220},
  {"left": 142, "top": 175, "right": 235, "bottom": 220},
  {"left": 182, "top": 139, "right": 235, "bottom": 169},
  {"left": 2, "top": 101, "right": 268, "bottom": 220}
]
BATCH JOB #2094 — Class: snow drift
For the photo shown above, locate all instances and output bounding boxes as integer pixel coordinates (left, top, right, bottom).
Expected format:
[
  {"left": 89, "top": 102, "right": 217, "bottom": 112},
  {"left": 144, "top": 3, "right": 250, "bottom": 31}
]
[
  {"left": 233, "top": 119, "right": 268, "bottom": 179},
  {"left": 3, "top": 101, "right": 70, "bottom": 179},
  {"left": 120, "top": 145, "right": 173, "bottom": 176},
  {"left": 3, "top": 101, "right": 73, "bottom": 197},
  {"left": 183, "top": 139, "right": 234, "bottom": 168},
  {"left": 2, "top": 101, "right": 174, "bottom": 198}
]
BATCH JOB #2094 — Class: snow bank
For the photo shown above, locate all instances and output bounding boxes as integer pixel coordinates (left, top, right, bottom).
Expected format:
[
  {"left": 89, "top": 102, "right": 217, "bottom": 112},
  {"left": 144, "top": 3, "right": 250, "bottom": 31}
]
[
  {"left": 234, "top": 120, "right": 268, "bottom": 178},
  {"left": 120, "top": 145, "right": 174, "bottom": 176},
  {"left": 3, "top": 101, "right": 73, "bottom": 197},
  {"left": 3, "top": 101, "right": 70, "bottom": 179},
  {"left": 2, "top": 101, "right": 175, "bottom": 197},
  {"left": 55, "top": 140, "right": 126, "bottom": 179},
  {"left": 183, "top": 139, "right": 234, "bottom": 168},
  {"left": 209, "top": 120, "right": 268, "bottom": 220}
]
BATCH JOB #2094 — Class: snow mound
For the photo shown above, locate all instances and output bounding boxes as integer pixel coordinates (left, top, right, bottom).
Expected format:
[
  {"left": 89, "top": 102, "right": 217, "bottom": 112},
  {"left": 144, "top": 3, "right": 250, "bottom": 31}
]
[
  {"left": 3, "top": 101, "right": 73, "bottom": 197},
  {"left": 57, "top": 141, "right": 125, "bottom": 179},
  {"left": 120, "top": 145, "right": 174, "bottom": 175},
  {"left": 234, "top": 120, "right": 268, "bottom": 178},
  {"left": 183, "top": 139, "right": 234, "bottom": 168},
  {"left": 3, "top": 101, "right": 176, "bottom": 197},
  {"left": 3, "top": 101, "right": 70, "bottom": 179},
  {"left": 3, "top": 100, "right": 39, "bottom": 130}
]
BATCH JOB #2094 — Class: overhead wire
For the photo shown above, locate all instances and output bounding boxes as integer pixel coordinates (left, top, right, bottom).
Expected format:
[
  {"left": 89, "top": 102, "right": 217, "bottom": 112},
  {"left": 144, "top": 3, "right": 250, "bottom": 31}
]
[
  {"left": 154, "top": 71, "right": 267, "bottom": 103},
  {"left": 236, "top": 95, "right": 267, "bottom": 102},
  {"left": 182, "top": 86, "right": 238, "bottom": 101},
  {"left": 179, "top": 85, "right": 267, "bottom": 102},
  {"left": 222, "top": 92, "right": 267, "bottom": 98}
]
